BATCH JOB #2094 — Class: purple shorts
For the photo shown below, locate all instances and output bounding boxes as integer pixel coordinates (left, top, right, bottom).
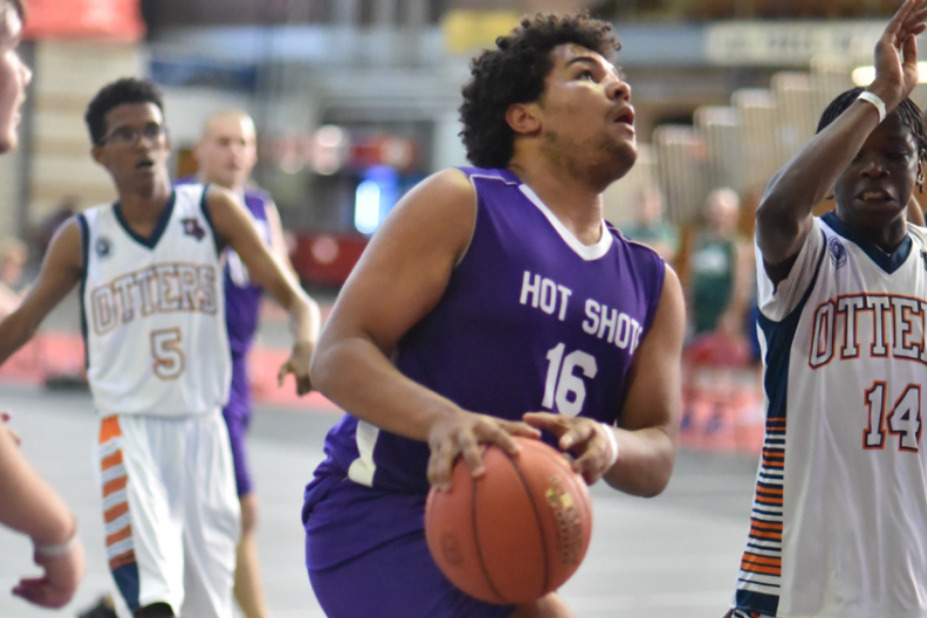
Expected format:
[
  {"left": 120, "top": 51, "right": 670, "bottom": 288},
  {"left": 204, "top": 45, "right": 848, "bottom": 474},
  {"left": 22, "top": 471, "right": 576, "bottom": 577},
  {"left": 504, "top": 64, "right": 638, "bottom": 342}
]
[
  {"left": 307, "top": 530, "right": 515, "bottom": 618},
  {"left": 223, "top": 353, "right": 252, "bottom": 497},
  {"left": 303, "top": 475, "right": 514, "bottom": 618}
]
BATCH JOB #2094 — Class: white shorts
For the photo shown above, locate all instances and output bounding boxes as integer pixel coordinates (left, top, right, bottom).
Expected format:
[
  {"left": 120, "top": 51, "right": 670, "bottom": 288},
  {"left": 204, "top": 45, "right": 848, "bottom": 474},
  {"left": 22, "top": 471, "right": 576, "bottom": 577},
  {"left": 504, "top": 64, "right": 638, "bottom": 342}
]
[{"left": 95, "top": 412, "right": 240, "bottom": 618}]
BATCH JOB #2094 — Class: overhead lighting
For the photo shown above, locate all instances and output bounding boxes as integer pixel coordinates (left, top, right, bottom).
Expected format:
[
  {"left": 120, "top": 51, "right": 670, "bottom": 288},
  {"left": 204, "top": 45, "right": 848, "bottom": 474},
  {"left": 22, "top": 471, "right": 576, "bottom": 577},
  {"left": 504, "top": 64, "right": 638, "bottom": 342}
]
[{"left": 852, "top": 61, "right": 927, "bottom": 86}]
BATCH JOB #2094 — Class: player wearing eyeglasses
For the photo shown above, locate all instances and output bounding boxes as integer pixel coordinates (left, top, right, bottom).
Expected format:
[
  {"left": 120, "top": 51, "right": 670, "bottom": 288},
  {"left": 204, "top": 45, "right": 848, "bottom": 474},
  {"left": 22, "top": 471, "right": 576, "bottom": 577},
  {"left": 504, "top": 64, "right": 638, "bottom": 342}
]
[{"left": 0, "top": 76, "right": 320, "bottom": 618}]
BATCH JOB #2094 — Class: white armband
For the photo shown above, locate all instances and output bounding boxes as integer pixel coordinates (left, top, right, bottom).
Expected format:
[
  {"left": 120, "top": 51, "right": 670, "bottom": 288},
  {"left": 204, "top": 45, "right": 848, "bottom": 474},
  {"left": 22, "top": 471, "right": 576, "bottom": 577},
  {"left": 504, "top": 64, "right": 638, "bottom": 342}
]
[
  {"left": 599, "top": 422, "right": 619, "bottom": 469},
  {"left": 34, "top": 531, "right": 77, "bottom": 557},
  {"left": 857, "top": 90, "right": 886, "bottom": 124}
]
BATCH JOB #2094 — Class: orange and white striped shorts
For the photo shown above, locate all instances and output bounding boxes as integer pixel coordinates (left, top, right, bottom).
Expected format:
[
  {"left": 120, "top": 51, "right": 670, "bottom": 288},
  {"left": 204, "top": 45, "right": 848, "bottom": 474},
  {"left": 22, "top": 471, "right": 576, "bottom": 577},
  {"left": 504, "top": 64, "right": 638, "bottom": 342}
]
[{"left": 96, "top": 411, "right": 239, "bottom": 618}]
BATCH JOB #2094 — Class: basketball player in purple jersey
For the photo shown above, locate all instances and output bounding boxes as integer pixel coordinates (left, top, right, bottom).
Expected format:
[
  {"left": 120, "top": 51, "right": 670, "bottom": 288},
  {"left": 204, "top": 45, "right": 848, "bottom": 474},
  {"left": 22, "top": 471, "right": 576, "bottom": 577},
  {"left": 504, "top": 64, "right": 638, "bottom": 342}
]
[
  {"left": 183, "top": 109, "right": 306, "bottom": 618},
  {"left": 304, "top": 12, "right": 686, "bottom": 618}
]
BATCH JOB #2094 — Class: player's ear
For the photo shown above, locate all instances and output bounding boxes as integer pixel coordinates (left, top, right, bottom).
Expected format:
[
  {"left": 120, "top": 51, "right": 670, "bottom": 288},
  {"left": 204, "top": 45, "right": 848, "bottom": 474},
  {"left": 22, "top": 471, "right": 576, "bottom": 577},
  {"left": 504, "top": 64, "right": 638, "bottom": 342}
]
[
  {"left": 506, "top": 102, "right": 540, "bottom": 136},
  {"left": 91, "top": 144, "right": 105, "bottom": 166}
]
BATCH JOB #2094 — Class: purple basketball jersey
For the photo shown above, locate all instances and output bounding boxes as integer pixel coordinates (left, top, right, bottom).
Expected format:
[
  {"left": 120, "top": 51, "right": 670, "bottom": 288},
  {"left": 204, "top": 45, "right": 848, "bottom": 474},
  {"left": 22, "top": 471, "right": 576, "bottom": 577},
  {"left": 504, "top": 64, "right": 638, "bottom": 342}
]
[
  {"left": 304, "top": 167, "right": 666, "bottom": 569},
  {"left": 223, "top": 190, "right": 272, "bottom": 354},
  {"left": 174, "top": 177, "right": 272, "bottom": 354}
]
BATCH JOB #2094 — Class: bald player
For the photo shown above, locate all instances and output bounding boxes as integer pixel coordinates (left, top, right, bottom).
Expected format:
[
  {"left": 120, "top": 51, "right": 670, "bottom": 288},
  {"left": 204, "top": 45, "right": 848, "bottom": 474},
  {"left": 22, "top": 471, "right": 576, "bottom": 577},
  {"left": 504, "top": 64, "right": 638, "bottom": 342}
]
[{"left": 185, "top": 109, "right": 299, "bottom": 618}]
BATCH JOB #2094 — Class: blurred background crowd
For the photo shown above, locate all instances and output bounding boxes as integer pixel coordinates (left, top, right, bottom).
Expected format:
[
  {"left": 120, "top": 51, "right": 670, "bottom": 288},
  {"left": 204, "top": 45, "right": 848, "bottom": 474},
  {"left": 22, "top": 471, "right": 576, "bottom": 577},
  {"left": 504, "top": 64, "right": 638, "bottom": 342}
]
[{"left": 3, "top": 0, "right": 927, "bottom": 453}]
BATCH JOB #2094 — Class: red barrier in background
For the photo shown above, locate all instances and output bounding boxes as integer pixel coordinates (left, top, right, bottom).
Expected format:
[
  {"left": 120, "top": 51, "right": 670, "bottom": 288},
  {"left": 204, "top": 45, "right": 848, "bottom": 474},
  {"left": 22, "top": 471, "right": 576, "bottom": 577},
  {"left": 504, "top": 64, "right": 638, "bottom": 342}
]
[
  {"left": 23, "top": 0, "right": 145, "bottom": 41},
  {"left": 291, "top": 232, "right": 368, "bottom": 288}
]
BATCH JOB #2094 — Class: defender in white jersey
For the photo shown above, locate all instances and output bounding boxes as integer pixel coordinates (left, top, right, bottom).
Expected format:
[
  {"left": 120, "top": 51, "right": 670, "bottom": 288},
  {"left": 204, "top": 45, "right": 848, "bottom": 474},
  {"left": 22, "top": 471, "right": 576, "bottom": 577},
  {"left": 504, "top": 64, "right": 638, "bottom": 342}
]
[
  {"left": 0, "top": 78, "right": 320, "bottom": 618},
  {"left": 726, "top": 2, "right": 927, "bottom": 617}
]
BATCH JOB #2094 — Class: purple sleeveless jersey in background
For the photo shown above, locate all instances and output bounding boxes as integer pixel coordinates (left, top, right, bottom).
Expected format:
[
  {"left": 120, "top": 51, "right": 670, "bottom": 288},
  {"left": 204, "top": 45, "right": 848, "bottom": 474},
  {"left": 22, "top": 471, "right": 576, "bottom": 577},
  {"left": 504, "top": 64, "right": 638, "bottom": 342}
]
[
  {"left": 223, "top": 190, "right": 272, "bottom": 355},
  {"left": 175, "top": 178, "right": 273, "bottom": 496},
  {"left": 303, "top": 167, "right": 666, "bottom": 572},
  {"left": 174, "top": 177, "right": 273, "bottom": 354}
]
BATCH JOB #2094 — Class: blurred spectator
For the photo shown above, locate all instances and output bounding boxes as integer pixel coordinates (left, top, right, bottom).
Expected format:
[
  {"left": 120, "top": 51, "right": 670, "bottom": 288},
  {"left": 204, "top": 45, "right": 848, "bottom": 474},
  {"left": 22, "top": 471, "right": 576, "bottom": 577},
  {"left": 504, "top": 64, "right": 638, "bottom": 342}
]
[
  {"left": 623, "top": 185, "right": 679, "bottom": 264},
  {"left": 680, "top": 188, "right": 760, "bottom": 452},
  {"left": 0, "top": 236, "right": 27, "bottom": 317},
  {"left": 685, "top": 187, "right": 754, "bottom": 343}
]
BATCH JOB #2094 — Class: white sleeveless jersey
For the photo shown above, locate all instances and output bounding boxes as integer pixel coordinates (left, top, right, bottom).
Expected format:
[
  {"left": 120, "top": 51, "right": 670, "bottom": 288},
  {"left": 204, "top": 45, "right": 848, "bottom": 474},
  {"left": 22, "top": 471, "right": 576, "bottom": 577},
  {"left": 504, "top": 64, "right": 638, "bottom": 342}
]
[
  {"left": 734, "top": 212, "right": 927, "bottom": 618},
  {"left": 79, "top": 184, "right": 230, "bottom": 417}
]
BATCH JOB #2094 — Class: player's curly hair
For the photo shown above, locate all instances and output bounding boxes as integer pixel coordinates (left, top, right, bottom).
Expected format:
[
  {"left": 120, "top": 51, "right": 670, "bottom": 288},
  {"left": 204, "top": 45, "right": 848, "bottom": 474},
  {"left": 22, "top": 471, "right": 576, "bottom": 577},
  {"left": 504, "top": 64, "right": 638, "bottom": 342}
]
[
  {"left": 459, "top": 12, "right": 620, "bottom": 169},
  {"left": 84, "top": 77, "right": 165, "bottom": 146},
  {"left": 817, "top": 86, "right": 927, "bottom": 191}
]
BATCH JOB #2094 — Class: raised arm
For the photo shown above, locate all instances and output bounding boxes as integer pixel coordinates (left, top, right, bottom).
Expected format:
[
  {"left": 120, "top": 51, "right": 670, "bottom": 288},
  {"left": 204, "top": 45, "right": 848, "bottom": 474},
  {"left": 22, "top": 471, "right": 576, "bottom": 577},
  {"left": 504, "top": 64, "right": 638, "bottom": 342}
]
[
  {"left": 309, "top": 169, "right": 540, "bottom": 488},
  {"left": 206, "top": 186, "right": 319, "bottom": 394},
  {"left": 0, "top": 218, "right": 82, "bottom": 366},
  {"left": 756, "top": 0, "right": 927, "bottom": 270}
]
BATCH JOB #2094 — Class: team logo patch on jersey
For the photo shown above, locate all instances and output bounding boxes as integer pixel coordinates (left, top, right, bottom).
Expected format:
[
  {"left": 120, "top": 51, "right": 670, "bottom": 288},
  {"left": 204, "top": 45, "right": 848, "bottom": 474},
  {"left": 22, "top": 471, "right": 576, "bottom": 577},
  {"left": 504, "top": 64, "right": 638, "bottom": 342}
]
[
  {"left": 828, "top": 237, "right": 847, "bottom": 268},
  {"left": 182, "top": 218, "right": 206, "bottom": 241},
  {"left": 95, "top": 237, "right": 112, "bottom": 258}
]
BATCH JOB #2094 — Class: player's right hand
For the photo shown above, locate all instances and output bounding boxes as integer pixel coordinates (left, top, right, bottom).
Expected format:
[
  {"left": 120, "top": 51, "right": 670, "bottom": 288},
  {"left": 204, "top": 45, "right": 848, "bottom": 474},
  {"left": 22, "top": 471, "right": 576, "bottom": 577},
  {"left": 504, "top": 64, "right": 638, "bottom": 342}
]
[{"left": 426, "top": 410, "right": 540, "bottom": 491}]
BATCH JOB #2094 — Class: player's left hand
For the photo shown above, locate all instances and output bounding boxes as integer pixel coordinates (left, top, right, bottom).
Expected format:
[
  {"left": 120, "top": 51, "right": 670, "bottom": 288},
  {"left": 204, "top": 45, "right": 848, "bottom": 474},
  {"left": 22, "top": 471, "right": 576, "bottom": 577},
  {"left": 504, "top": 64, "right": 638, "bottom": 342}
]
[
  {"left": 13, "top": 539, "right": 86, "bottom": 608},
  {"left": 873, "top": 0, "right": 927, "bottom": 105},
  {"left": 522, "top": 412, "right": 618, "bottom": 485},
  {"left": 277, "top": 340, "right": 314, "bottom": 395}
]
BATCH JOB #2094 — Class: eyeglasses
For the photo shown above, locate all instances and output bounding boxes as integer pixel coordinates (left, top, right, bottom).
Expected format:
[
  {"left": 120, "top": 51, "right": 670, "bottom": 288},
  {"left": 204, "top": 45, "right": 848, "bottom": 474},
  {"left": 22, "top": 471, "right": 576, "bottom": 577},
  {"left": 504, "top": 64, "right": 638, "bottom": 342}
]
[{"left": 99, "top": 123, "right": 168, "bottom": 146}]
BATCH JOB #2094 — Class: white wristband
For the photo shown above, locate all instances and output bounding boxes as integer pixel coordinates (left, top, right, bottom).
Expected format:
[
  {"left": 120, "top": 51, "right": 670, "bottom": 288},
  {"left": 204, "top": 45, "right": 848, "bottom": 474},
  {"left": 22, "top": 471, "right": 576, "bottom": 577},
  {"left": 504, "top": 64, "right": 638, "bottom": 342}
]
[
  {"left": 857, "top": 91, "right": 886, "bottom": 124},
  {"left": 599, "top": 422, "right": 619, "bottom": 470},
  {"left": 34, "top": 532, "right": 77, "bottom": 557}
]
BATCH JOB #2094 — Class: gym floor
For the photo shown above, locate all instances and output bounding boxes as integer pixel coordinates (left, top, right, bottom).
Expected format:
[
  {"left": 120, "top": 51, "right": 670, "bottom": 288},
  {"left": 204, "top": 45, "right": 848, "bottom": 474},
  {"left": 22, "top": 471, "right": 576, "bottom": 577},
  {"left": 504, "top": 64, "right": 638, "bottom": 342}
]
[{"left": 0, "top": 379, "right": 758, "bottom": 618}]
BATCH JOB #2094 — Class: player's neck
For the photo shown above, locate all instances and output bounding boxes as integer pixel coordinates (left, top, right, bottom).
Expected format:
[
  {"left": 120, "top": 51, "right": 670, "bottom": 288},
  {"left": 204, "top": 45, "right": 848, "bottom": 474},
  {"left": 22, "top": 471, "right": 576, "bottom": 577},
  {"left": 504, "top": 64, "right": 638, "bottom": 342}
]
[
  {"left": 508, "top": 161, "right": 605, "bottom": 245},
  {"left": 117, "top": 180, "right": 173, "bottom": 223}
]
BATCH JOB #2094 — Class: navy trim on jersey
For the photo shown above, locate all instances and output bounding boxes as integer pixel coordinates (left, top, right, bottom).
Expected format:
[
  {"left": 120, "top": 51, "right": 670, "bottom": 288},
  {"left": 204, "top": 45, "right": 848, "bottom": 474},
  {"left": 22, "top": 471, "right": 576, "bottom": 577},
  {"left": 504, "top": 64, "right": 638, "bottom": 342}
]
[
  {"left": 198, "top": 183, "right": 222, "bottom": 258},
  {"left": 759, "top": 234, "right": 825, "bottom": 422},
  {"left": 735, "top": 588, "right": 777, "bottom": 616},
  {"left": 77, "top": 213, "right": 91, "bottom": 370},
  {"left": 735, "top": 230, "right": 827, "bottom": 617},
  {"left": 113, "top": 191, "right": 177, "bottom": 250},
  {"left": 822, "top": 211, "right": 911, "bottom": 273},
  {"left": 112, "top": 562, "right": 140, "bottom": 611}
]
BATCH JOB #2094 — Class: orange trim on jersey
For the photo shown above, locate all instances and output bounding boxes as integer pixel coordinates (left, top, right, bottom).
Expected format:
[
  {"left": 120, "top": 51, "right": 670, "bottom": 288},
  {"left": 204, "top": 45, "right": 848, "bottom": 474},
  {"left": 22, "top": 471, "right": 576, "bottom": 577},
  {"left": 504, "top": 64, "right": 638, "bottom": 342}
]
[
  {"left": 755, "top": 493, "right": 784, "bottom": 506},
  {"left": 104, "top": 501, "right": 129, "bottom": 524},
  {"left": 750, "top": 521, "right": 783, "bottom": 539},
  {"left": 761, "top": 456, "right": 784, "bottom": 468},
  {"left": 741, "top": 555, "right": 782, "bottom": 575},
  {"left": 108, "top": 550, "right": 136, "bottom": 571},
  {"left": 100, "top": 449, "right": 123, "bottom": 472},
  {"left": 744, "top": 552, "right": 781, "bottom": 567},
  {"left": 102, "top": 476, "right": 127, "bottom": 498},
  {"left": 98, "top": 416, "right": 122, "bottom": 444},
  {"left": 106, "top": 525, "right": 132, "bottom": 547}
]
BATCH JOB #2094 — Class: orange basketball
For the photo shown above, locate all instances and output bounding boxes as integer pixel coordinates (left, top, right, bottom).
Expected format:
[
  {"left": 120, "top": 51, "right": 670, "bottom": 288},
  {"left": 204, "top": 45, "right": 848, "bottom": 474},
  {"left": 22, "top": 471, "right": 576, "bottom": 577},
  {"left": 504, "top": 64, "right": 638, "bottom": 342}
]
[{"left": 424, "top": 437, "right": 593, "bottom": 605}]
